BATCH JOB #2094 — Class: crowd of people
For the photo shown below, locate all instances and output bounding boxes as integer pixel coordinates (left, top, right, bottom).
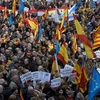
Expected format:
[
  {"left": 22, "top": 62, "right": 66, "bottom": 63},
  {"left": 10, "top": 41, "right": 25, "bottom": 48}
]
[{"left": 0, "top": 0, "right": 100, "bottom": 100}]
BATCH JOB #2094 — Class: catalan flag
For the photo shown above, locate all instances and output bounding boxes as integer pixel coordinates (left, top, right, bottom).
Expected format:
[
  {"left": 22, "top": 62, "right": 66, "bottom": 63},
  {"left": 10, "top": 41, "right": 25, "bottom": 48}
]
[
  {"left": 58, "top": 42, "right": 68, "bottom": 65},
  {"left": 22, "top": 18, "right": 39, "bottom": 37},
  {"left": 74, "top": 15, "right": 96, "bottom": 58},
  {"left": 42, "top": 9, "right": 48, "bottom": 20},
  {"left": 4, "top": 6, "right": 8, "bottom": 19},
  {"left": 20, "top": 87, "right": 24, "bottom": 100},
  {"left": 52, "top": 54, "right": 59, "bottom": 73},
  {"left": 72, "top": 33, "right": 78, "bottom": 54},
  {"left": 93, "top": 25, "right": 100, "bottom": 50},
  {"left": 72, "top": 61, "right": 88, "bottom": 93},
  {"left": 55, "top": 26, "right": 62, "bottom": 41},
  {"left": 12, "top": 0, "right": 16, "bottom": 16}
]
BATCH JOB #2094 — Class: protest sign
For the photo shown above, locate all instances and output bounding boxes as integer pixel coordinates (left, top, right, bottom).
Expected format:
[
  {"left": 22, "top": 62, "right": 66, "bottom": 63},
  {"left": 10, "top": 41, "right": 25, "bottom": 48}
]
[
  {"left": 23, "top": 72, "right": 32, "bottom": 81},
  {"left": 20, "top": 71, "right": 51, "bottom": 84},
  {"left": 67, "top": 73, "right": 76, "bottom": 82},
  {"left": 64, "top": 64, "right": 73, "bottom": 70},
  {"left": 39, "top": 72, "right": 51, "bottom": 83},
  {"left": 42, "top": 72, "right": 51, "bottom": 82},
  {"left": 60, "top": 68, "right": 73, "bottom": 77},
  {"left": 51, "top": 77, "right": 61, "bottom": 88},
  {"left": 95, "top": 50, "right": 100, "bottom": 58},
  {"left": 20, "top": 71, "right": 32, "bottom": 83},
  {"left": 32, "top": 71, "right": 40, "bottom": 81},
  {"left": 20, "top": 75, "right": 26, "bottom": 83}
]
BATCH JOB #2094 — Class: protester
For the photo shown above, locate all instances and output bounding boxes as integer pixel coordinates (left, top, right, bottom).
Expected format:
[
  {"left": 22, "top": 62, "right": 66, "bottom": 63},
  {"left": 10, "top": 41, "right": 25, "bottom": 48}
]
[{"left": 0, "top": 0, "right": 100, "bottom": 100}]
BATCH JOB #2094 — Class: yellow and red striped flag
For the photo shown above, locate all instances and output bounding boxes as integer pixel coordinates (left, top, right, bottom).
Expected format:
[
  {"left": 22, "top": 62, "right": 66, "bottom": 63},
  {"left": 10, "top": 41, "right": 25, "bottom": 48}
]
[
  {"left": 74, "top": 15, "right": 96, "bottom": 58},
  {"left": 19, "top": 12, "right": 26, "bottom": 27},
  {"left": 72, "top": 61, "right": 88, "bottom": 93},
  {"left": 55, "top": 26, "right": 62, "bottom": 41},
  {"left": 92, "top": 25, "right": 100, "bottom": 50},
  {"left": 72, "top": 33, "right": 78, "bottom": 54},
  {"left": 52, "top": 54, "right": 59, "bottom": 73},
  {"left": 4, "top": 6, "right": 8, "bottom": 19},
  {"left": 20, "top": 87, "right": 24, "bottom": 100},
  {"left": 42, "top": 9, "right": 49, "bottom": 20},
  {"left": 23, "top": 18, "right": 39, "bottom": 37},
  {"left": 58, "top": 42, "right": 68, "bottom": 65},
  {"left": 12, "top": 0, "right": 16, "bottom": 16}
]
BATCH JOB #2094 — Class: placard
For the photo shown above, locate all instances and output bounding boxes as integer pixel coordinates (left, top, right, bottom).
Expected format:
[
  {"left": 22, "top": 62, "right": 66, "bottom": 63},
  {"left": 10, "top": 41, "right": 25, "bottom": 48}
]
[
  {"left": 39, "top": 72, "right": 51, "bottom": 83},
  {"left": 51, "top": 77, "right": 61, "bottom": 88},
  {"left": 32, "top": 71, "right": 40, "bottom": 81},
  {"left": 64, "top": 64, "right": 73, "bottom": 70},
  {"left": 95, "top": 50, "right": 100, "bottom": 58},
  {"left": 60, "top": 68, "right": 72, "bottom": 77},
  {"left": 67, "top": 73, "right": 76, "bottom": 82},
  {"left": 42, "top": 72, "right": 51, "bottom": 82},
  {"left": 20, "top": 75, "right": 26, "bottom": 83},
  {"left": 20, "top": 71, "right": 32, "bottom": 83}
]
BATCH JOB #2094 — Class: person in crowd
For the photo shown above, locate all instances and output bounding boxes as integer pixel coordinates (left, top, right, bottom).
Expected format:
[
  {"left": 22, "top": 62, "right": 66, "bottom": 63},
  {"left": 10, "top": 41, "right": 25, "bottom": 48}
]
[{"left": 0, "top": 0, "right": 99, "bottom": 100}]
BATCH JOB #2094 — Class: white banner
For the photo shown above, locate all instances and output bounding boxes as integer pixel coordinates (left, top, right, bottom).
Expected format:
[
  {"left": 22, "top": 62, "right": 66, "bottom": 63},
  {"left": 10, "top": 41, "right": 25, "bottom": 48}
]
[
  {"left": 42, "top": 72, "right": 51, "bottom": 82},
  {"left": 64, "top": 64, "right": 73, "bottom": 70},
  {"left": 20, "top": 71, "right": 32, "bottom": 83},
  {"left": 20, "top": 71, "right": 51, "bottom": 84},
  {"left": 32, "top": 71, "right": 40, "bottom": 81},
  {"left": 20, "top": 75, "right": 26, "bottom": 83},
  {"left": 39, "top": 72, "right": 51, "bottom": 83},
  {"left": 60, "top": 68, "right": 73, "bottom": 77},
  {"left": 68, "top": 73, "right": 76, "bottom": 82},
  {"left": 95, "top": 50, "right": 100, "bottom": 58},
  {"left": 51, "top": 77, "right": 61, "bottom": 88}
]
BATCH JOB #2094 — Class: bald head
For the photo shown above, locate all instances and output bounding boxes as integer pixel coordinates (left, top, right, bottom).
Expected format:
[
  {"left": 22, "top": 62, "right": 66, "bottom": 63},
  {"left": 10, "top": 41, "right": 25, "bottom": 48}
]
[{"left": 28, "top": 86, "right": 34, "bottom": 93}]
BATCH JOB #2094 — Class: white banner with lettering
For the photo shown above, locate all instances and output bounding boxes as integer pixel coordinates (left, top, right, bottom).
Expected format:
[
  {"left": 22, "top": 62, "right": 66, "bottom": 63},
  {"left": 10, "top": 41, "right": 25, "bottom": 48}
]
[
  {"left": 51, "top": 77, "right": 61, "bottom": 88},
  {"left": 95, "top": 50, "right": 100, "bottom": 58}
]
